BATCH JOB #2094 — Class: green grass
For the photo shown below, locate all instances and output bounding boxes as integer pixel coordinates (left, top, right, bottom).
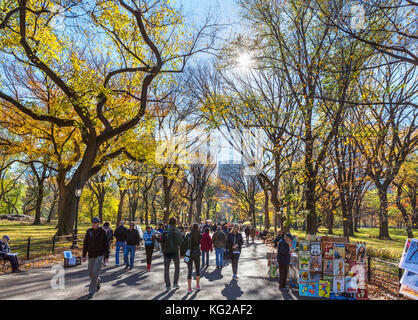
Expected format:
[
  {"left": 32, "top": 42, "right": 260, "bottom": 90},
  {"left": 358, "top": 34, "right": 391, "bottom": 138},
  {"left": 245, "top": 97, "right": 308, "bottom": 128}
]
[
  {"left": 0, "top": 220, "right": 91, "bottom": 241},
  {"left": 288, "top": 227, "right": 416, "bottom": 260}
]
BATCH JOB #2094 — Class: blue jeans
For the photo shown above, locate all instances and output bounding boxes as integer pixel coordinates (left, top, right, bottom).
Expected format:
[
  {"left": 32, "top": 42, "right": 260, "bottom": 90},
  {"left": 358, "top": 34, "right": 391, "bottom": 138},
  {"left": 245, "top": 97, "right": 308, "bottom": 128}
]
[
  {"left": 202, "top": 250, "right": 209, "bottom": 266},
  {"left": 124, "top": 245, "right": 136, "bottom": 268},
  {"left": 215, "top": 248, "right": 224, "bottom": 267},
  {"left": 115, "top": 241, "right": 126, "bottom": 265}
]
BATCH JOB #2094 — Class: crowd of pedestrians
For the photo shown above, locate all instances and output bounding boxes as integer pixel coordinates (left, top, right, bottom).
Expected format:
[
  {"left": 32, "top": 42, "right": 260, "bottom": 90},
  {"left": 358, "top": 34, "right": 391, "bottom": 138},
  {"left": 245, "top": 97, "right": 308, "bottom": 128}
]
[{"left": 80, "top": 216, "right": 291, "bottom": 299}]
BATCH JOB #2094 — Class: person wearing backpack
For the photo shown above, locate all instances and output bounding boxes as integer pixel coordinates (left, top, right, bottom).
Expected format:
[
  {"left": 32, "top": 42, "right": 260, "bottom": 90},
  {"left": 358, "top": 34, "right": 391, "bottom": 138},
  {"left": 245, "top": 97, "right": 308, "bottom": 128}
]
[
  {"left": 143, "top": 225, "right": 156, "bottom": 271},
  {"left": 201, "top": 227, "right": 212, "bottom": 267},
  {"left": 181, "top": 223, "right": 202, "bottom": 294},
  {"left": 160, "top": 217, "right": 183, "bottom": 290},
  {"left": 102, "top": 222, "right": 113, "bottom": 267},
  {"left": 212, "top": 225, "right": 227, "bottom": 269},
  {"left": 226, "top": 223, "right": 244, "bottom": 280}
]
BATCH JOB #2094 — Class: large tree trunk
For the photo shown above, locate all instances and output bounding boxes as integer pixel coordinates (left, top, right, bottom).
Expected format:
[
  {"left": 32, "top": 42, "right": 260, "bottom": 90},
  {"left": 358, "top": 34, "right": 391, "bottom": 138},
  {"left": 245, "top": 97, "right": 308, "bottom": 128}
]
[
  {"left": 33, "top": 184, "right": 44, "bottom": 225},
  {"left": 116, "top": 189, "right": 126, "bottom": 226},
  {"left": 188, "top": 200, "right": 194, "bottom": 224},
  {"left": 396, "top": 184, "right": 414, "bottom": 238},
  {"left": 144, "top": 191, "right": 149, "bottom": 226},
  {"left": 56, "top": 145, "right": 98, "bottom": 236},
  {"left": 305, "top": 124, "right": 317, "bottom": 235},
  {"left": 196, "top": 196, "right": 203, "bottom": 223},
  {"left": 206, "top": 201, "right": 211, "bottom": 220},
  {"left": 46, "top": 192, "right": 58, "bottom": 223},
  {"left": 263, "top": 188, "right": 270, "bottom": 230},
  {"left": 377, "top": 187, "right": 391, "bottom": 240},
  {"left": 162, "top": 175, "right": 171, "bottom": 222},
  {"left": 151, "top": 194, "right": 157, "bottom": 224},
  {"left": 326, "top": 211, "right": 334, "bottom": 234},
  {"left": 305, "top": 176, "right": 317, "bottom": 235}
]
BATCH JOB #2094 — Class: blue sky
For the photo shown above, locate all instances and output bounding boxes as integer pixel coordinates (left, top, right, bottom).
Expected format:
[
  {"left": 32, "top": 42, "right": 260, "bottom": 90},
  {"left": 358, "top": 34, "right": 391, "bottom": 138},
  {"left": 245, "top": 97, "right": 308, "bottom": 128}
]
[{"left": 180, "top": 0, "right": 241, "bottom": 25}]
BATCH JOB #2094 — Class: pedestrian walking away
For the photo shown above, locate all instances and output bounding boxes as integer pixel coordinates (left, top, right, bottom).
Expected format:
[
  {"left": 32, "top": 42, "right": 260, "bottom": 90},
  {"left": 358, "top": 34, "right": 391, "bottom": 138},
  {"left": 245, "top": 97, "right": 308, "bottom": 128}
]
[
  {"left": 159, "top": 217, "right": 184, "bottom": 290},
  {"left": 113, "top": 221, "right": 128, "bottom": 265},
  {"left": 82, "top": 217, "right": 110, "bottom": 299},
  {"left": 181, "top": 223, "right": 202, "bottom": 294},
  {"left": 102, "top": 222, "right": 113, "bottom": 266},
  {"left": 212, "top": 225, "right": 227, "bottom": 269},
  {"left": 124, "top": 222, "right": 140, "bottom": 270},
  {"left": 244, "top": 225, "right": 250, "bottom": 244},
  {"left": 226, "top": 223, "right": 244, "bottom": 280},
  {"left": 143, "top": 225, "right": 156, "bottom": 271},
  {"left": 250, "top": 226, "right": 256, "bottom": 243},
  {"left": 200, "top": 227, "right": 212, "bottom": 267}
]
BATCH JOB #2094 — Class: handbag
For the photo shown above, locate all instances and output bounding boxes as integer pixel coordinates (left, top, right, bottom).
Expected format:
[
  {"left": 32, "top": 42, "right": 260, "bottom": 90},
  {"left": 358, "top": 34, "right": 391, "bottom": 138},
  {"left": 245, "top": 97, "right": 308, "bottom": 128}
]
[
  {"left": 183, "top": 236, "right": 192, "bottom": 263},
  {"left": 184, "top": 249, "right": 190, "bottom": 263}
]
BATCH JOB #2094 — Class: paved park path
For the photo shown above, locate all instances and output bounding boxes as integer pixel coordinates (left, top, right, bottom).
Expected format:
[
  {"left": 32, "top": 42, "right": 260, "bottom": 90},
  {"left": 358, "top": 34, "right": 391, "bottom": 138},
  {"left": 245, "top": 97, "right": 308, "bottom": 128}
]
[{"left": 0, "top": 239, "right": 307, "bottom": 300}]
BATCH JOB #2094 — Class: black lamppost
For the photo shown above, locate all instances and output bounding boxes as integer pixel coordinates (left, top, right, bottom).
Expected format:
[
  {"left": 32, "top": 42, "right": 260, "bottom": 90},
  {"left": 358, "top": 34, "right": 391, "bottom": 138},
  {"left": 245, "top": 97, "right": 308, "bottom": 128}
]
[{"left": 71, "top": 188, "right": 82, "bottom": 249}]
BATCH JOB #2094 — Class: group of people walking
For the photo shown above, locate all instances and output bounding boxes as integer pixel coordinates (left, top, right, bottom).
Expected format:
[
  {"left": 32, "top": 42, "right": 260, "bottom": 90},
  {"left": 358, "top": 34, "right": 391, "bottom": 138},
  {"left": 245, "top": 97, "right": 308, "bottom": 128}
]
[{"left": 81, "top": 217, "right": 248, "bottom": 298}]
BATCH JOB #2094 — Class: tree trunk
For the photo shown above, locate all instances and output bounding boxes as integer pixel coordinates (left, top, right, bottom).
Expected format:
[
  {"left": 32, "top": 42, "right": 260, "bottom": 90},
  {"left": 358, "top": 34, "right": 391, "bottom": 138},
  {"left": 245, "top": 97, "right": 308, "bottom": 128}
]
[
  {"left": 116, "top": 189, "right": 126, "bottom": 226},
  {"left": 151, "top": 194, "right": 157, "bottom": 224},
  {"left": 33, "top": 183, "right": 44, "bottom": 225},
  {"left": 396, "top": 184, "right": 414, "bottom": 238},
  {"left": 144, "top": 191, "right": 149, "bottom": 226},
  {"left": 188, "top": 200, "right": 194, "bottom": 224},
  {"left": 206, "top": 201, "right": 211, "bottom": 220},
  {"left": 98, "top": 198, "right": 104, "bottom": 222},
  {"left": 377, "top": 187, "right": 391, "bottom": 240},
  {"left": 56, "top": 143, "right": 98, "bottom": 236},
  {"left": 305, "top": 177, "right": 317, "bottom": 235},
  {"left": 46, "top": 192, "right": 58, "bottom": 224},
  {"left": 263, "top": 188, "right": 270, "bottom": 230},
  {"left": 326, "top": 211, "right": 334, "bottom": 234},
  {"left": 163, "top": 175, "right": 171, "bottom": 222},
  {"left": 196, "top": 196, "right": 203, "bottom": 223}
]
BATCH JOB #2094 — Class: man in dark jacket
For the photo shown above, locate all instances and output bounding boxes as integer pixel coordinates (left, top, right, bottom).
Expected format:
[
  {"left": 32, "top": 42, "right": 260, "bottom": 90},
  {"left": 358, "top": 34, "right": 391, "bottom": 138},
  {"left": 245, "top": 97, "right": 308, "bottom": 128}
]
[
  {"left": 82, "top": 217, "right": 110, "bottom": 298},
  {"left": 274, "top": 232, "right": 293, "bottom": 289},
  {"left": 124, "top": 221, "right": 140, "bottom": 270},
  {"left": 0, "top": 235, "right": 20, "bottom": 273},
  {"left": 159, "top": 217, "right": 183, "bottom": 290},
  {"left": 113, "top": 221, "right": 128, "bottom": 266}
]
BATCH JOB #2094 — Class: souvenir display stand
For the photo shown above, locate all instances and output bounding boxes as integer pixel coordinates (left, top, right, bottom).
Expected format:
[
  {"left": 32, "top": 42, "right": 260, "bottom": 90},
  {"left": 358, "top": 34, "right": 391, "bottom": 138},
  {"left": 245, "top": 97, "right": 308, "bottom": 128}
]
[
  {"left": 398, "top": 238, "right": 418, "bottom": 300},
  {"left": 296, "top": 235, "right": 368, "bottom": 299}
]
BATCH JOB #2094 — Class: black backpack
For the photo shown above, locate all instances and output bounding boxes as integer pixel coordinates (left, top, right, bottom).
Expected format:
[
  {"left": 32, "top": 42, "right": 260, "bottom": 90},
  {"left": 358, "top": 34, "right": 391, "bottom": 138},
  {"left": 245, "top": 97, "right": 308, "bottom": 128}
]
[{"left": 161, "top": 227, "right": 177, "bottom": 254}]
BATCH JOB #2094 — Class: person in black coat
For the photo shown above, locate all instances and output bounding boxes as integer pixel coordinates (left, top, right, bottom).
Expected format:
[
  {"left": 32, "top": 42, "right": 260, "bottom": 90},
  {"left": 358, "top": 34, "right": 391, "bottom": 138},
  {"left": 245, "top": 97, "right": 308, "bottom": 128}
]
[
  {"left": 124, "top": 221, "right": 140, "bottom": 270},
  {"left": 273, "top": 232, "right": 293, "bottom": 289},
  {"left": 82, "top": 217, "right": 110, "bottom": 298},
  {"left": 180, "top": 223, "right": 202, "bottom": 293},
  {"left": 113, "top": 221, "right": 128, "bottom": 265},
  {"left": 226, "top": 224, "right": 244, "bottom": 280}
]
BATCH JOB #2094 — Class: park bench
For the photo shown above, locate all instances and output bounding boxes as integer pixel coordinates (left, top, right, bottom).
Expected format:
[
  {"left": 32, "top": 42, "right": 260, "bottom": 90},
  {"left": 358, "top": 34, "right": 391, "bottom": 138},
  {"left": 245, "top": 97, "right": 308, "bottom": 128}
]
[{"left": 0, "top": 255, "right": 11, "bottom": 272}]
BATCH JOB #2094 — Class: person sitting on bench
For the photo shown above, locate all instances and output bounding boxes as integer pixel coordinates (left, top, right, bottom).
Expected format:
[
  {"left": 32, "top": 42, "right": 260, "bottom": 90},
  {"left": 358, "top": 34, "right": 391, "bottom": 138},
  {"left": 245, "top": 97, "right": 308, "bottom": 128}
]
[{"left": 0, "top": 235, "right": 21, "bottom": 273}]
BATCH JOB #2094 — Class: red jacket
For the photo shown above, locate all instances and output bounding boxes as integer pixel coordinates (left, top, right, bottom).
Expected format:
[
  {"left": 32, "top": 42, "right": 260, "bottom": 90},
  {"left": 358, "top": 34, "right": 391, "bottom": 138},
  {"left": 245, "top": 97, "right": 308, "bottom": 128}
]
[{"left": 200, "top": 232, "right": 213, "bottom": 251}]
